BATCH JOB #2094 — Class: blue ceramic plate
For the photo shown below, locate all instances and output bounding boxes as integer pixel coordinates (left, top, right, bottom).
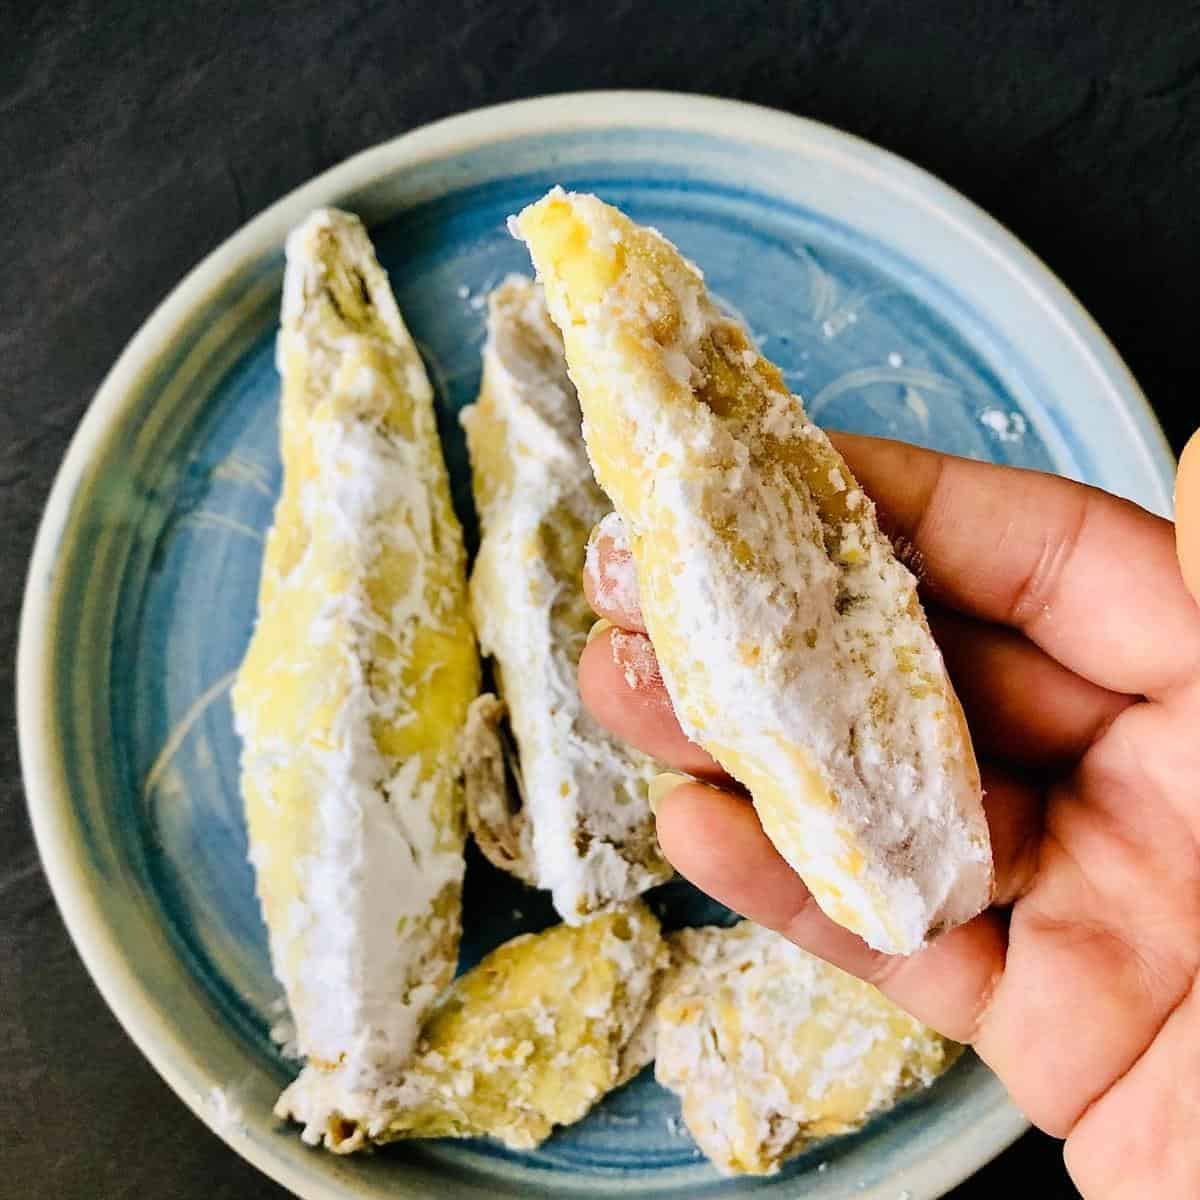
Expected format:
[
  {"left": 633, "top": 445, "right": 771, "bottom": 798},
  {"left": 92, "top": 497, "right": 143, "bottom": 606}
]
[{"left": 19, "top": 94, "right": 1174, "bottom": 1200}]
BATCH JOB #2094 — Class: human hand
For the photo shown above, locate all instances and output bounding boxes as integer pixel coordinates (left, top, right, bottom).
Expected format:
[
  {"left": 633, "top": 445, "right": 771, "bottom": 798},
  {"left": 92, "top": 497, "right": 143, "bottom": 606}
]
[{"left": 579, "top": 431, "right": 1200, "bottom": 1199}]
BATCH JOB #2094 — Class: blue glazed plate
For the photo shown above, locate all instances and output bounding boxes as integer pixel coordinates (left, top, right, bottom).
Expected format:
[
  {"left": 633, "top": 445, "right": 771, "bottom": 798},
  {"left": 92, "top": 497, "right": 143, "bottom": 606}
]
[{"left": 19, "top": 93, "right": 1174, "bottom": 1200}]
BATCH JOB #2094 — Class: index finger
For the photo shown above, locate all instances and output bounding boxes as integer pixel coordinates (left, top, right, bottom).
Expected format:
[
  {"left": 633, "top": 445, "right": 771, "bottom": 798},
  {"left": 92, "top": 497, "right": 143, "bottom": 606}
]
[{"left": 832, "top": 433, "right": 1199, "bottom": 700}]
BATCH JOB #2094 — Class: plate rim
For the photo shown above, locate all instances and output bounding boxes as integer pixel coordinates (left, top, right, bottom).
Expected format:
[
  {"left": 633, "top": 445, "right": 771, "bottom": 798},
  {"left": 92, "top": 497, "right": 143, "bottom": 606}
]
[{"left": 20, "top": 89, "right": 1163, "bottom": 1198}]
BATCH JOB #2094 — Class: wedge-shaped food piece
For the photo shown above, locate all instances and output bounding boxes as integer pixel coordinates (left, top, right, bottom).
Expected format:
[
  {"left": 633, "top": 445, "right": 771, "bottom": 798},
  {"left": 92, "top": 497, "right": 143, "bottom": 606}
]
[
  {"left": 461, "top": 275, "right": 669, "bottom": 921},
  {"left": 655, "top": 923, "right": 958, "bottom": 1175},
  {"left": 459, "top": 692, "right": 536, "bottom": 884},
  {"left": 305, "top": 902, "right": 666, "bottom": 1152},
  {"left": 232, "top": 208, "right": 478, "bottom": 1139},
  {"left": 384, "top": 901, "right": 666, "bottom": 1149},
  {"left": 516, "top": 190, "right": 990, "bottom": 954}
]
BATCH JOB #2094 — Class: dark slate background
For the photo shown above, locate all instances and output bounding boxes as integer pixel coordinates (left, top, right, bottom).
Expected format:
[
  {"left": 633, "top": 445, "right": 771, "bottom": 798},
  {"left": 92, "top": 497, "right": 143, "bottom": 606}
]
[{"left": 4, "top": 2, "right": 1197, "bottom": 1197}]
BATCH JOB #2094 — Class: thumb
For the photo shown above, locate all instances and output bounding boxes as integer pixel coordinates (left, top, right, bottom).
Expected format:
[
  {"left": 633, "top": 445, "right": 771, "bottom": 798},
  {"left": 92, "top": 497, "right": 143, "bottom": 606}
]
[{"left": 1176, "top": 430, "right": 1200, "bottom": 606}]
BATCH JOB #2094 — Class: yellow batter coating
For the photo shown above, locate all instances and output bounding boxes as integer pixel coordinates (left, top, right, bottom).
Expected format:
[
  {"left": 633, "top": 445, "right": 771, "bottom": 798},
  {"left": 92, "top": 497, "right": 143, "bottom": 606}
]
[
  {"left": 655, "top": 923, "right": 959, "bottom": 1175},
  {"left": 313, "top": 902, "right": 666, "bottom": 1152},
  {"left": 233, "top": 208, "right": 477, "bottom": 1140}
]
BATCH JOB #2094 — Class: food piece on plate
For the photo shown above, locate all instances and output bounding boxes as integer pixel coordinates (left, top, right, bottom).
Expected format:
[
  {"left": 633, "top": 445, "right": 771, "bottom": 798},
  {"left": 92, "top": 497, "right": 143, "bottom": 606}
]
[
  {"left": 231, "top": 208, "right": 478, "bottom": 1143},
  {"left": 654, "top": 922, "right": 959, "bottom": 1175},
  {"left": 461, "top": 274, "right": 669, "bottom": 921},
  {"left": 320, "top": 901, "right": 667, "bottom": 1152},
  {"left": 459, "top": 692, "right": 536, "bottom": 884},
  {"left": 516, "top": 189, "right": 991, "bottom": 955},
  {"left": 385, "top": 901, "right": 666, "bottom": 1150}
]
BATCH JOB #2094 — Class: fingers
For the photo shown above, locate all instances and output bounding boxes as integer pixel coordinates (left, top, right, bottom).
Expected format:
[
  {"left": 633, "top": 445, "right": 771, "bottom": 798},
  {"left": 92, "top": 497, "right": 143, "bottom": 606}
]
[
  {"left": 587, "top": 435, "right": 1182, "bottom": 720},
  {"left": 584, "top": 513, "right": 645, "bottom": 632},
  {"left": 652, "top": 774, "right": 1026, "bottom": 1044},
  {"left": 653, "top": 763, "right": 1040, "bottom": 925},
  {"left": 579, "top": 593, "right": 1048, "bottom": 903},
  {"left": 930, "top": 607, "right": 1133, "bottom": 768},
  {"left": 1065, "top": 972, "right": 1200, "bottom": 1197},
  {"left": 832, "top": 433, "right": 1200, "bottom": 700},
  {"left": 1175, "top": 429, "right": 1200, "bottom": 607},
  {"left": 586, "top": 436, "right": 1200, "bottom": 699},
  {"left": 577, "top": 626, "right": 728, "bottom": 781},
  {"left": 582, "top": 574, "right": 1130, "bottom": 776}
]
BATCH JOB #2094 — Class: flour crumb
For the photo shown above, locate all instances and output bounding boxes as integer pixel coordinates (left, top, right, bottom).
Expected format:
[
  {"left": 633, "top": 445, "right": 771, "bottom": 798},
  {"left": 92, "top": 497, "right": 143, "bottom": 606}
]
[
  {"left": 599, "top": 1111, "right": 639, "bottom": 1126},
  {"left": 903, "top": 387, "right": 929, "bottom": 425},
  {"left": 822, "top": 309, "right": 859, "bottom": 339},
  {"left": 270, "top": 1014, "right": 301, "bottom": 1060},
  {"left": 209, "top": 1085, "right": 244, "bottom": 1136},
  {"left": 457, "top": 281, "right": 490, "bottom": 311},
  {"left": 979, "top": 407, "right": 1028, "bottom": 443},
  {"left": 666, "top": 1113, "right": 688, "bottom": 1138}
]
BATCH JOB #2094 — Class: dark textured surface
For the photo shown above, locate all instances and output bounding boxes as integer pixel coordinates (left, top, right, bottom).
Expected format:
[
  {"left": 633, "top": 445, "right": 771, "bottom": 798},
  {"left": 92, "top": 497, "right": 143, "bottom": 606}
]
[{"left": 3, "top": 2, "right": 1197, "bottom": 1197}]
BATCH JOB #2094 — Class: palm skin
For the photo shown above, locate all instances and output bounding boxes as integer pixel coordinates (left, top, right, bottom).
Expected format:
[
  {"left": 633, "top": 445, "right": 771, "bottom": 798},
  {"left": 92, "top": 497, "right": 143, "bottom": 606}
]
[{"left": 578, "top": 431, "right": 1200, "bottom": 1198}]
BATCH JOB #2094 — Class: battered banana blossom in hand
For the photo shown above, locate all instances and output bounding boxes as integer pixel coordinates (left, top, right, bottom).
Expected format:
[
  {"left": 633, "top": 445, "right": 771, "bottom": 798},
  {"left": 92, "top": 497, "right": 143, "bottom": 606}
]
[{"left": 515, "top": 188, "right": 991, "bottom": 955}]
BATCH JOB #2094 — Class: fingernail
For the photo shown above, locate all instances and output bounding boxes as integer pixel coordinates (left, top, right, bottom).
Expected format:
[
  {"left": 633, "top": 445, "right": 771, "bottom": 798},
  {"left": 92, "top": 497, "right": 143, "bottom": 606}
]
[
  {"left": 647, "top": 772, "right": 691, "bottom": 815},
  {"left": 586, "top": 618, "right": 613, "bottom": 645}
]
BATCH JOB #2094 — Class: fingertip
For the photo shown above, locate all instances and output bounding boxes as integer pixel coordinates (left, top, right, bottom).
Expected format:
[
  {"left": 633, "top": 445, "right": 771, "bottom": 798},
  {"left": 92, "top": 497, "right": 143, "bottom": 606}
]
[
  {"left": 583, "top": 515, "right": 646, "bottom": 631},
  {"left": 1176, "top": 429, "right": 1200, "bottom": 605},
  {"left": 580, "top": 624, "right": 662, "bottom": 694},
  {"left": 577, "top": 628, "right": 726, "bottom": 779}
]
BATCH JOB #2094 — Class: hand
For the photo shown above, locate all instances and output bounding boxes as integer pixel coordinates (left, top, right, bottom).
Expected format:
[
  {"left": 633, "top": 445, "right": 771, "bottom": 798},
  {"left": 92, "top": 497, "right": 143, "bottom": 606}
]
[{"left": 579, "top": 431, "right": 1200, "bottom": 1199}]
